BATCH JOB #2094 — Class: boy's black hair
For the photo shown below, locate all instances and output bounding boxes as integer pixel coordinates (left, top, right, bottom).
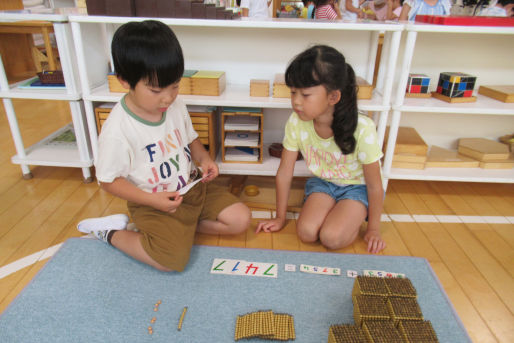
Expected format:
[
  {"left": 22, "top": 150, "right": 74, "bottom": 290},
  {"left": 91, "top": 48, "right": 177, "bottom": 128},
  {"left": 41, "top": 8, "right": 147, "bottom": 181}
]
[
  {"left": 111, "top": 20, "right": 184, "bottom": 89},
  {"left": 285, "top": 45, "right": 358, "bottom": 155}
]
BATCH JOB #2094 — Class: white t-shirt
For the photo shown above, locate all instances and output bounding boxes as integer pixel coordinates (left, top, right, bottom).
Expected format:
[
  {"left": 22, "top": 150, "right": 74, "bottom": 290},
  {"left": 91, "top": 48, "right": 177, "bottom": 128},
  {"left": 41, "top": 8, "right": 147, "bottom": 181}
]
[
  {"left": 95, "top": 96, "right": 199, "bottom": 194},
  {"left": 240, "top": 0, "right": 270, "bottom": 18}
]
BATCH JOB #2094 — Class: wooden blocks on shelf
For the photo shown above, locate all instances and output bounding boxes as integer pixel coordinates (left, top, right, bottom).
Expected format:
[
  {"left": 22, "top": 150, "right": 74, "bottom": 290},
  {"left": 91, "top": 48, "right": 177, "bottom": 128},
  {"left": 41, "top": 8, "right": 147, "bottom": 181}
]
[
  {"left": 221, "top": 107, "right": 263, "bottom": 163},
  {"left": 425, "top": 146, "right": 479, "bottom": 168},
  {"left": 458, "top": 138, "right": 513, "bottom": 169},
  {"left": 191, "top": 70, "right": 226, "bottom": 96},
  {"left": 356, "top": 77, "right": 372, "bottom": 100},
  {"left": 385, "top": 127, "right": 428, "bottom": 170},
  {"left": 179, "top": 69, "right": 198, "bottom": 95},
  {"left": 250, "top": 79, "right": 270, "bottom": 97},
  {"left": 478, "top": 85, "right": 514, "bottom": 103},
  {"left": 107, "top": 73, "right": 127, "bottom": 93},
  {"left": 273, "top": 74, "right": 290, "bottom": 98},
  {"left": 458, "top": 138, "right": 510, "bottom": 161},
  {"left": 188, "top": 106, "right": 218, "bottom": 161}
]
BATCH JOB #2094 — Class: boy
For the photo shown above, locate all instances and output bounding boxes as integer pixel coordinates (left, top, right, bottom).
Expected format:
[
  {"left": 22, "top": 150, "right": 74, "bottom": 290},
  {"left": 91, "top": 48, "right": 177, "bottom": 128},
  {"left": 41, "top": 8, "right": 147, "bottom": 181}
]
[{"left": 78, "top": 20, "right": 251, "bottom": 272}]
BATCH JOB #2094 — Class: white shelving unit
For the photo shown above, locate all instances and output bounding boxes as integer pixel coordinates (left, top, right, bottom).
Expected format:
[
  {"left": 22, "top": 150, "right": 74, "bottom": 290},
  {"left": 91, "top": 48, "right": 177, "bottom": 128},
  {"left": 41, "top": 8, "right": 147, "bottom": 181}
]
[
  {"left": 383, "top": 23, "right": 514, "bottom": 185},
  {"left": 68, "top": 16, "right": 403, "bottom": 176},
  {"left": 0, "top": 11, "right": 93, "bottom": 181}
]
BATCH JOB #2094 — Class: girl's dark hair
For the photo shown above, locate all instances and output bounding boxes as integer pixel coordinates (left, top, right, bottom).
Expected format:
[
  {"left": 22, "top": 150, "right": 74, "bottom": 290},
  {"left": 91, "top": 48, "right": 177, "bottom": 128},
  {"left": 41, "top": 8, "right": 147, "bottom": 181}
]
[
  {"left": 285, "top": 45, "right": 358, "bottom": 155},
  {"left": 111, "top": 20, "right": 184, "bottom": 89}
]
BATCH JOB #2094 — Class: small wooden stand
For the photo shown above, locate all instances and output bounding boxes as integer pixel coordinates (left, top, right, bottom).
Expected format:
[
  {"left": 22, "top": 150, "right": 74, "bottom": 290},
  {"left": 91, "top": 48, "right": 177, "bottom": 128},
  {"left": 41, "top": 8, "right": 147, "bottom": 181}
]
[
  {"left": 431, "top": 92, "right": 477, "bottom": 103},
  {"left": 405, "top": 92, "right": 432, "bottom": 98}
]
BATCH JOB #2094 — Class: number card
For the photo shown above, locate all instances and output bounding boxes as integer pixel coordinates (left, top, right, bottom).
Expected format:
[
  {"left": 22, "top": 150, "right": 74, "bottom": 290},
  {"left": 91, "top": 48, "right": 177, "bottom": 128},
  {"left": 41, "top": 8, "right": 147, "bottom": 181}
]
[
  {"left": 210, "top": 258, "right": 278, "bottom": 278},
  {"left": 363, "top": 270, "right": 406, "bottom": 278},
  {"left": 300, "top": 264, "right": 341, "bottom": 276}
]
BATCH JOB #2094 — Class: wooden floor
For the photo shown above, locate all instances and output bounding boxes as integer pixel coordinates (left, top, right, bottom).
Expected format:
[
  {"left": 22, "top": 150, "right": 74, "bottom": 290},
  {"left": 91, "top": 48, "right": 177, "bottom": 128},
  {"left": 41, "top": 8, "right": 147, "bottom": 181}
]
[{"left": 0, "top": 99, "right": 513, "bottom": 342}]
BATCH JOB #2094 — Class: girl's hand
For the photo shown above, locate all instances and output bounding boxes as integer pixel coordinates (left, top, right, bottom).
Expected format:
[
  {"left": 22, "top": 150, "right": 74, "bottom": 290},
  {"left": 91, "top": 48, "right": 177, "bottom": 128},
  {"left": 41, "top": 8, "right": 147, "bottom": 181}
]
[
  {"left": 255, "top": 217, "right": 286, "bottom": 233},
  {"left": 364, "top": 229, "right": 386, "bottom": 254},
  {"left": 150, "top": 191, "right": 183, "bottom": 213}
]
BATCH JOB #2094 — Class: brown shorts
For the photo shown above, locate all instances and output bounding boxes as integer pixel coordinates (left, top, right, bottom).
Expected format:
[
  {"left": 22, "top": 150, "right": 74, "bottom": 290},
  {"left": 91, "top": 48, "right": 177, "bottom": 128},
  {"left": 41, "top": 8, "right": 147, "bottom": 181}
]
[{"left": 127, "top": 181, "right": 239, "bottom": 272}]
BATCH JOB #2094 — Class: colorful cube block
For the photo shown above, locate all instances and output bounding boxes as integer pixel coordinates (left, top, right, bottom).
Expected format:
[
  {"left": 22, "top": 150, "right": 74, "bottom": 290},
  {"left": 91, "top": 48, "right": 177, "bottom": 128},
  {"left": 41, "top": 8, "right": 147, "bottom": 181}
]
[
  {"left": 436, "top": 72, "right": 476, "bottom": 98},
  {"left": 406, "top": 74, "right": 430, "bottom": 94}
]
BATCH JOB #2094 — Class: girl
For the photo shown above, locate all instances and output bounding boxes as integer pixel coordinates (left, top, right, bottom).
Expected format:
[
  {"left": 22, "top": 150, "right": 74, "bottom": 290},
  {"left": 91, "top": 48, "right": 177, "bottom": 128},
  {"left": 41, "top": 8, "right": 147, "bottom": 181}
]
[
  {"left": 315, "top": 0, "right": 343, "bottom": 19},
  {"left": 398, "top": 0, "right": 451, "bottom": 21},
  {"left": 256, "top": 45, "right": 385, "bottom": 254}
]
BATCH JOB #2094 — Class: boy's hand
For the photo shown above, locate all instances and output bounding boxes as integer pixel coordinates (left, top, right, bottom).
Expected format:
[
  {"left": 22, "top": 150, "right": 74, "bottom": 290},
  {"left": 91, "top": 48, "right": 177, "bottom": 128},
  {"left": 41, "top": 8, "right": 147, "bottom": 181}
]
[
  {"left": 200, "top": 159, "right": 219, "bottom": 183},
  {"left": 255, "top": 217, "right": 286, "bottom": 233},
  {"left": 363, "top": 229, "right": 386, "bottom": 254},
  {"left": 150, "top": 191, "right": 183, "bottom": 213}
]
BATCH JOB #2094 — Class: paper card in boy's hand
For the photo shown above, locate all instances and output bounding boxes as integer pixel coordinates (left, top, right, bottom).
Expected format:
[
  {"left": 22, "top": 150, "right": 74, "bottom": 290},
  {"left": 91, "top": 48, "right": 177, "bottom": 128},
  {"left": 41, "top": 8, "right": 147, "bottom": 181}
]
[
  {"left": 210, "top": 258, "right": 278, "bottom": 278},
  {"left": 178, "top": 178, "right": 203, "bottom": 195}
]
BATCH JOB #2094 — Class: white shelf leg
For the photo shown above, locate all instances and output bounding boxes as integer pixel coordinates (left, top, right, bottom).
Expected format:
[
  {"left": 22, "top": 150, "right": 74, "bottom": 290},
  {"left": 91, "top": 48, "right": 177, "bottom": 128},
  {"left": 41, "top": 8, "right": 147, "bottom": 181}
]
[
  {"left": 2, "top": 98, "right": 32, "bottom": 178},
  {"left": 68, "top": 100, "right": 94, "bottom": 182},
  {"left": 84, "top": 100, "right": 99, "bottom": 160},
  {"left": 383, "top": 109, "right": 402, "bottom": 181}
]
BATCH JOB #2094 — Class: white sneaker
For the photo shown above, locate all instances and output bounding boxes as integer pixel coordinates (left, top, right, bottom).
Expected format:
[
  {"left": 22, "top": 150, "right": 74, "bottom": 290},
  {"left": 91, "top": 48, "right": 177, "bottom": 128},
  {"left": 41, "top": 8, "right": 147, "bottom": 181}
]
[{"left": 77, "top": 214, "right": 129, "bottom": 234}]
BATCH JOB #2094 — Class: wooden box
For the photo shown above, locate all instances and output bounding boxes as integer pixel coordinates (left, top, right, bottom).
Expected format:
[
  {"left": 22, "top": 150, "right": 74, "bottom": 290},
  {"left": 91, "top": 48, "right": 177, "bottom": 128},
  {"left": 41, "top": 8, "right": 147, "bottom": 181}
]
[
  {"left": 478, "top": 85, "right": 514, "bottom": 103},
  {"left": 179, "top": 70, "right": 198, "bottom": 95},
  {"left": 107, "top": 73, "right": 128, "bottom": 93},
  {"left": 188, "top": 107, "right": 219, "bottom": 161},
  {"left": 458, "top": 138, "right": 510, "bottom": 161},
  {"left": 250, "top": 79, "right": 269, "bottom": 97},
  {"left": 191, "top": 70, "right": 226, "bottom": 96},
  {"left": 94, "top": 103, "right": 115, "bottom": 133},
  {"left": 356, "top": 77, "right": 372, "bottom": 100},
  {"left": 272, "top": 74, "right": 291, "bottom": 98},
  {"left": 221, "top": 108, "right": 263, "bottom": 164}
]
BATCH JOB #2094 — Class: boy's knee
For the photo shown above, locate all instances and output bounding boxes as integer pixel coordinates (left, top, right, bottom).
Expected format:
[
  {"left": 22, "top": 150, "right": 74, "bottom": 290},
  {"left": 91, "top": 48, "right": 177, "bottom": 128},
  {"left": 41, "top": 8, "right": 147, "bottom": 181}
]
[{"left": 221, "top": 202, "right": 251, "bottom": 234}]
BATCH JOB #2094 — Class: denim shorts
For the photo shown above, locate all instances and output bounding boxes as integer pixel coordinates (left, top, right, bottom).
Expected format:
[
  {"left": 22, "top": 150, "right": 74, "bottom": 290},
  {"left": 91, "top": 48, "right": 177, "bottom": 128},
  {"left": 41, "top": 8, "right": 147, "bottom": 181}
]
[{"left": 304, "top": 177, "right": 369, "bottom": 209}]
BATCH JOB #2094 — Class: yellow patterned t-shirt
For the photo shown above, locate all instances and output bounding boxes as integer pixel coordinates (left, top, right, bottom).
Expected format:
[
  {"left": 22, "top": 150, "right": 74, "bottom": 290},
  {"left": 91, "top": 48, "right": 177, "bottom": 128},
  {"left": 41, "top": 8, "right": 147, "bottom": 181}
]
[{"left": 282, "top": 112, "right": 383, "bottom": 185}]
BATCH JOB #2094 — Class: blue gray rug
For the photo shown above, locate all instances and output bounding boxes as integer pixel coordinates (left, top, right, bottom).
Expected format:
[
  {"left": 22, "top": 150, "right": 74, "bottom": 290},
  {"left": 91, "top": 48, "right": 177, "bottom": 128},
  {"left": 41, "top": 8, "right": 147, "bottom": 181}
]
[{"left": 0, "top": 238, "right": 470, "bottom": 342}]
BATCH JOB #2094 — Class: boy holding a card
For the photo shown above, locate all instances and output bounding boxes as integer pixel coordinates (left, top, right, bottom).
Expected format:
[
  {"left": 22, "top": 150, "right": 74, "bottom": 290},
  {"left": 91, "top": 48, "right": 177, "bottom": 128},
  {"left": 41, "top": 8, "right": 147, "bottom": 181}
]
[{"left": 77, "top": 20, "right": 250, "bottom": 272}]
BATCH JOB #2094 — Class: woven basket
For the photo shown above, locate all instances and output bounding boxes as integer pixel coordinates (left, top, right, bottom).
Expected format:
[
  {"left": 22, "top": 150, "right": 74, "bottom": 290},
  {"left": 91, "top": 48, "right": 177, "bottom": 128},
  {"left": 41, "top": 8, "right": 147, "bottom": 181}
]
[{"left": 37, "top": 70, "right": 64, "bottom": 84}]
